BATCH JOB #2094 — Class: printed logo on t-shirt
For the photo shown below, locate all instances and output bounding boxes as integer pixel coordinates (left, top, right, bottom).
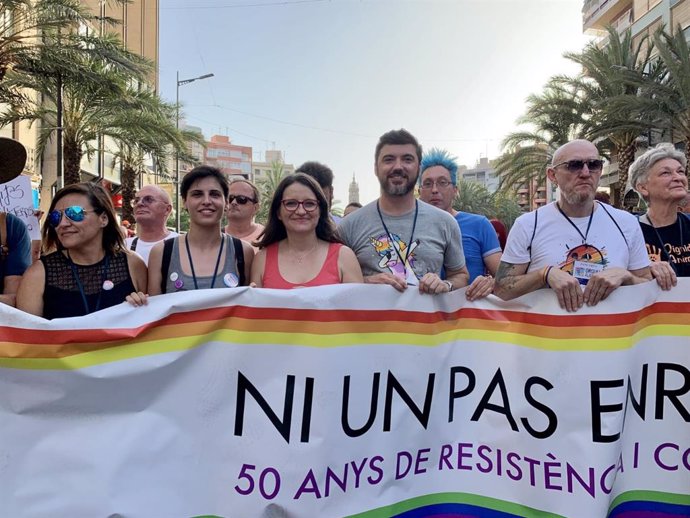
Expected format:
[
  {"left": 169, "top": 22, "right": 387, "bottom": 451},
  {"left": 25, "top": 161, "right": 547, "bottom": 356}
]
[
  {"left": 370, "top": 233, "right": 419, "bottom": 281},
  {"left": 559, "top": 243, "right": 608, "bottom": 285}
]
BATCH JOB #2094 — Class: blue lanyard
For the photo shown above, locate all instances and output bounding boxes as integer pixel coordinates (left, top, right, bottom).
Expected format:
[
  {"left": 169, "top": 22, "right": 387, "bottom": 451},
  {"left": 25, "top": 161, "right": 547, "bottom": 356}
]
[
  {"left": 185, "top": 234, "right": 225, "bottom": 289},
  {"left": 67, "top": 251, "right": 110, "bottom": 315}
]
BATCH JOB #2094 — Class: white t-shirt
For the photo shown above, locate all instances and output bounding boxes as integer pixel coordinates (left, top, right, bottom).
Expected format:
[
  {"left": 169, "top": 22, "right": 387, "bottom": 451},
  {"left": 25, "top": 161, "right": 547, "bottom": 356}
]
[
  {"left": 125, "top": 231, "right": 178, "bottom": 265},
  {"left": 502, "top": 202, "right": 649, "bottom": 280}
]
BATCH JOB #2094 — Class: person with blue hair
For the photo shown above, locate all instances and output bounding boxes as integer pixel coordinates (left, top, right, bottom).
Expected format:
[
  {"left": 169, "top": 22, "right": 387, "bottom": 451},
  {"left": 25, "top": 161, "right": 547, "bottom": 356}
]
[{"left": 418, "top": 148, "right": 502, "bottom": 300}]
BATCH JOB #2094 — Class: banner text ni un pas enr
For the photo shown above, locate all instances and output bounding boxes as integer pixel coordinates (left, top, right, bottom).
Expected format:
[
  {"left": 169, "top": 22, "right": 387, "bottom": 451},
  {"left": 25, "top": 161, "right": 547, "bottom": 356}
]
[{"left": 0, "top": 281, "right": 688, "bottom": 517}]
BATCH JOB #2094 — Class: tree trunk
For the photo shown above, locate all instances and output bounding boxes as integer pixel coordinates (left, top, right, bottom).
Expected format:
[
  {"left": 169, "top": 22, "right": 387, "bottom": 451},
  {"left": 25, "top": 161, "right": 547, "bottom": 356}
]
[
  {"left": 613, "top": 141, "right": 637, "bottom": 210},
  {"left": 63, "top": 139, "right": 82, "bottom": 186},
  {"left": 120, "top": 164, "right": 137, "bottom": 223}
]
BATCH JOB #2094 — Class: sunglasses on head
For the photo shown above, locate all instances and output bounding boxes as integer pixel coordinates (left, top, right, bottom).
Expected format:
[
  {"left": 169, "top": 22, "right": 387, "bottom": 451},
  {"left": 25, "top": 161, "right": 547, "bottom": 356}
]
[
  {"left": 48, "top": 206, "right": 96, "bottom": 227},
  {"left": 281, "top": 199, "right": 319, "bottom": 212},
  {"left": 552, "top": 159, "right": 604, "bottom": 173},
  {"left": 228, "top": 194, "right": 256, "bottom": 205}
]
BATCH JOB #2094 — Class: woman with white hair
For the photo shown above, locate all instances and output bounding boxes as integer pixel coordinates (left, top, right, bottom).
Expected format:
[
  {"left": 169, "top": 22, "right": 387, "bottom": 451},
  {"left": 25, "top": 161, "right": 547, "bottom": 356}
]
[{"left": 629, "top": 143, "right": 690, "bottom": 288}]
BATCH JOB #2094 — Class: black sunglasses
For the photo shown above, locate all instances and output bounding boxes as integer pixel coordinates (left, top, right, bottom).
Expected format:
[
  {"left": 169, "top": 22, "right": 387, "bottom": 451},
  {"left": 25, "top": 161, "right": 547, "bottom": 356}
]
[
  {"left": 228, "top": 194, "right": 256, "bottom": 205},
  {"left": 552, "top": 159, "right": 604, "bottom": 173}
]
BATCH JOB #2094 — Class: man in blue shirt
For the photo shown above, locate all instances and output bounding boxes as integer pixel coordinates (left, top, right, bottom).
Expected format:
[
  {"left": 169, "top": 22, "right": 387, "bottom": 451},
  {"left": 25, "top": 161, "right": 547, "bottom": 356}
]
[
  {"left": 0, "top": 137, "right": 32, "bottom": 307},
  {"left": 418, "top": 148, "right": 502, "bottom": 300}
]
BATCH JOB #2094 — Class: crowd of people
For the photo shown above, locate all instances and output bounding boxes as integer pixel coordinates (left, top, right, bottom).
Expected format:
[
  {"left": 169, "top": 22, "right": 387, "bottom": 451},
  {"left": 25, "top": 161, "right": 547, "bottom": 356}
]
[{"left": 0, "top": 129, "right": 688, "bottom": 320}]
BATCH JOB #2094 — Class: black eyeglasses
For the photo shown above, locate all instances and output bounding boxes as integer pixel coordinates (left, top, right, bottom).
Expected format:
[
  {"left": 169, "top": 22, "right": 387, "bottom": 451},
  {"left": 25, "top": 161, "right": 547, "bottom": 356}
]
[
  {"left": 552, "top": 159, "right": 604, "bottom": 173},
  {"left": 281, "top": 199, "right": 319, "bottom": 212},
  {"left": 228, "top": 194, "right": 256, "bottom": 205}
]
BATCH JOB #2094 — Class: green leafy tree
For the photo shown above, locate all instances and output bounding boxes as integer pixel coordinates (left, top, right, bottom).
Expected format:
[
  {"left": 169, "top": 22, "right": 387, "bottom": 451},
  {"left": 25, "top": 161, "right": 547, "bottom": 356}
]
[
  {"left": 495, "top": 79, "right": 588, "bottom": 196},
  {"left": 564, "top": 26, "right": 654, "bottom": 207},
  {"left": 0, "top": 47, "right": 151, "bottom": 185},
  {"left": 255, "top": 162, "right": 286, "bottom": 225}
]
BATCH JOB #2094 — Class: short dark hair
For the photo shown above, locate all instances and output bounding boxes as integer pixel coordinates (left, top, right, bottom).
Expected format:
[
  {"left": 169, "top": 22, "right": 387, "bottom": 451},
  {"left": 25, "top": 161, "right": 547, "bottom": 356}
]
[
  {"left": 254, "top": 173, "right": 340, "bottom": 248},
  {"left": 345, "top": 202, "right": 362, "bottom": 209},
  {"left": 375, "top": 129, "right": 422, "bottom": 163},
  {"left": 295, "top": 161, "right": 334, "bottom": 189},
  {"left": 181, "top": 165, "right": 229, "bottom": 200},
  {"left": 43, "top": 182, "right": 124, "bottom": 254}
]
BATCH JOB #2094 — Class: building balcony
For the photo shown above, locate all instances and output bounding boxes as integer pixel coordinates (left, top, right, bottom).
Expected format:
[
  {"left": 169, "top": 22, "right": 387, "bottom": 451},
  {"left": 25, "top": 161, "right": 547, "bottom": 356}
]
[{"left": 583, "top": 0, "right": 631, "bottom": 32}]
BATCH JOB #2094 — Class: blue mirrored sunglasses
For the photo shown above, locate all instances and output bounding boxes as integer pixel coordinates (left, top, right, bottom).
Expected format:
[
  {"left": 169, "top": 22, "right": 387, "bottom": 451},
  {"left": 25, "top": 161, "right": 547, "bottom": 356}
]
[{"left": 48, "top": 206, "right": 95, "bottom": 227}]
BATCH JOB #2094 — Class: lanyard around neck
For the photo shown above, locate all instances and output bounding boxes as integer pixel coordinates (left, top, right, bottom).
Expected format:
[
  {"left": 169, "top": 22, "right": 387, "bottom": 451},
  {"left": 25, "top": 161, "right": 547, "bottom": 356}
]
[
  {"left": 67, "top": 251, "right": 110, "bottom": 315},
  {"left": 556, "top": 202, "right": 594, "bottom": 244},
  {"left": 376, "top": 200, "right": 419, "bottom": 273},
  {"left": 185, "top": 234, "right": 225, "bottom": 290}
]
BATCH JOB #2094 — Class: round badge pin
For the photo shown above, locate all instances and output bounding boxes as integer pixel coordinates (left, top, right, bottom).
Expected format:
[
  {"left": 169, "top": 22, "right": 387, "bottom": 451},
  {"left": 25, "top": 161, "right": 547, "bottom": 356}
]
[
  {"left": 102, "top": 280, "right": 114, "bottom": 291},
  {"left": 224, "top": 272, "right": 239, "bottom": 288},
  {"left": 174, "top": 279, "right": 184, "bottom": 289},
  {"left": 170, "top": 271, "right": 179, "bottom": 282}
]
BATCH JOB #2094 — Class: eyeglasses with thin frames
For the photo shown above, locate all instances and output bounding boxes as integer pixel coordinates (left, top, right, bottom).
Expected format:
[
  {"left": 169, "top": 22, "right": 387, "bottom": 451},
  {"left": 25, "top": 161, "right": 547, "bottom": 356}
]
[
  {"left": 281, "top": 199, "right": 319, "bottom": 212},
  {"left": 131, "top": 195, "right": 165, "bottom": 207},
  {"left": 420, "top": 178, "right": 453, "bottom": 189}
]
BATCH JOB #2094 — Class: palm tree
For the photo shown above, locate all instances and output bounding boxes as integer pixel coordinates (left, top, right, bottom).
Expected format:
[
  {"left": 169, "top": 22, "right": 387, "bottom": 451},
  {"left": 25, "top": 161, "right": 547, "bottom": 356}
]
[
  {"left": 0, "top": 47, "right": 151, "bottom": 185},
  {"left": 110, "top": 89, "right": 204, "bottom": 222},
  {"left": 0, "top": 0, "right": 133, "bottom": 104},
  {"left": 255, "top": 162, "right": 286, "bottom": 225},
  {"left": 495, "top": 79, "right": 588, "bottom": 195},
  {"left": 453, "top": 179, "right": 493, "bottom": 215},
  {"left": 564, "top": 26, "right": 653, "bottom": 207},
  {"left": 642, "top": 27, "right": 690, "bottom": 165}
]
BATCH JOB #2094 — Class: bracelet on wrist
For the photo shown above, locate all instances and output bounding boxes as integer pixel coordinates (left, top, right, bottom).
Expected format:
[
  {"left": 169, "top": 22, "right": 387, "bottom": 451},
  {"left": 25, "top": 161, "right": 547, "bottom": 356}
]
[{"left": 443, "top": 280, "right": 453, "bottom": 292}]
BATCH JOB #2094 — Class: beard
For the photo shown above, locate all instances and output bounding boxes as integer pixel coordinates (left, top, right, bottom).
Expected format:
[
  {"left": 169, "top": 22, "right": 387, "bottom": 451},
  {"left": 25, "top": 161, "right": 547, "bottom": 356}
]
[
  {"left": 561, "top": 188, "right": 594, "bottom": 206},
  {"left": 379, "top": 171, "right": 418, "bottom": 197}
]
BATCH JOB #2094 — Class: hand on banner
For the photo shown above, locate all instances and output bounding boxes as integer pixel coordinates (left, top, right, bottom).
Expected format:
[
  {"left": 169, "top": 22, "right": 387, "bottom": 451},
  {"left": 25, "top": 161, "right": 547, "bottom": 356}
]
[
  {"left": 583, "top": 267, "right": 634, "bottom": 306},
  {"left": 546, "top": 268, "right": 584, "bottom": 312},
  {"left": 418, "top": 272, "right": 449, "bottom": 294},
  {"left": 364, "top": 273, "right": 407, "bottom": 292},
  {"left": 466, "top": 275, "right": 494, "bottom": 301},
  {"left": 126, "top": 291, "right": 148, "bottom": 307},
  {"left": 650, "top": 261, "right": 677, "bottom": 291}
]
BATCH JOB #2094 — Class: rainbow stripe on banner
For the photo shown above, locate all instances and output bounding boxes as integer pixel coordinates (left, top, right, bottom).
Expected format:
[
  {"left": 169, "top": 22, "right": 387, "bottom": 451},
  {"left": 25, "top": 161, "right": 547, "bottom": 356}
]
[
  {"left": 0, "top": 284, "right": 688, "bottom": 517},
  {"left": 1, "top": 301, "right": 690, "bottom": 369}
]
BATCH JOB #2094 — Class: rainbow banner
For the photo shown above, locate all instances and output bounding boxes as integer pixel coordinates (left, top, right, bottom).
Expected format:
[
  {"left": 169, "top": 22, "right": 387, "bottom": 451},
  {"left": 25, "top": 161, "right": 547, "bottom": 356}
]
[{"left": 0, "top": 281, "right": 689, "bottom": 517}]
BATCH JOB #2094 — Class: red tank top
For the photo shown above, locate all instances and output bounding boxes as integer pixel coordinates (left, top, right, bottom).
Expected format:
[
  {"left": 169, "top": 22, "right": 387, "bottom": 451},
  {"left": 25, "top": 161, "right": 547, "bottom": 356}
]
[{"left": 262, "top": 242, "right": 343, "bottom": 289}]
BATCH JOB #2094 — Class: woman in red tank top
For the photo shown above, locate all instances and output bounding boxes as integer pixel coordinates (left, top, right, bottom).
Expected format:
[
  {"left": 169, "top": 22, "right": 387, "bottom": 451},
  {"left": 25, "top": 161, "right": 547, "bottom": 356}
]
[{"left": 251, "top": 173, "right": 362, "bottom": 289}]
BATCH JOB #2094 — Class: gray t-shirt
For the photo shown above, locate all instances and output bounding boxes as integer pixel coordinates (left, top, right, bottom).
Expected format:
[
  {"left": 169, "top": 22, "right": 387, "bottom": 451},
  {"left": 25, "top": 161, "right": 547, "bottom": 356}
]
[
  {"left": 164, "top": 234, "right": 241, "bottom": 292},
  {"left": 338, "top": 199, "right": 465, "bottom": 281}
]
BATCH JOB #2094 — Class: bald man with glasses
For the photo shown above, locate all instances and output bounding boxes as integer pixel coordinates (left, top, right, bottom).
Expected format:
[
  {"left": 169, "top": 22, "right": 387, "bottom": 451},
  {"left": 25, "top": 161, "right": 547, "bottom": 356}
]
[
  {"left": 223, "top": 179, "right": 264, "bottom": 252},
  {"left": 494, "top": 139, "right": 651, "bottom": 312},
  {"left": 127, "top": 185, "right": 178, "bottom": 265}
]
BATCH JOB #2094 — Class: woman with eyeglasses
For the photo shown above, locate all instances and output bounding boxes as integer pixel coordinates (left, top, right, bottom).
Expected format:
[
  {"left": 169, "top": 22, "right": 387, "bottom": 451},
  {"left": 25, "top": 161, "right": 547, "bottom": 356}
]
[
  {"left": 145, "top": 165, "right": 254, "bottom": 296},
  {"left": 250, "top": 173, "right": 362, "bottom": 288},
  {"left": 630, "top": 143, "right": 690, "bottom": 289},
  {"left": 16, "top": 182, "right": 147, "bottom": 319}
]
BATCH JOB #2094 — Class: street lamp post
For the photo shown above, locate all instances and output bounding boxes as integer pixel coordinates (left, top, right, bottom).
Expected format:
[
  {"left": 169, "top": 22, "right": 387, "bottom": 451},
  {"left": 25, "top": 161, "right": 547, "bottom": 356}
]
[{"left": 175, "top": 71, "right": 214, "bottom": 232}]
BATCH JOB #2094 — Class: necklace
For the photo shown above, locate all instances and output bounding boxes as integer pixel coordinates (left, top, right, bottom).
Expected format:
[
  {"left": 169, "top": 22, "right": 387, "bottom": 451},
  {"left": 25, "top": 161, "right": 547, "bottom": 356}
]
[
  {"left": 645, "top": 212, "right": 682, "bottom": 275},
  {"left": 66, "top": 250, "right": 110, "bottom": 315},
  {"left": 556, "top": 202, "right": 594, "bottom": 244},
  {"left": 287, "top": 241, "right": 319, "bottom": 264},
  {"left": 185, "top": 234, "right": 225, "bottom": 289},
  {"left": 376, "top": 200, "right": 419, "bottom": 274}
]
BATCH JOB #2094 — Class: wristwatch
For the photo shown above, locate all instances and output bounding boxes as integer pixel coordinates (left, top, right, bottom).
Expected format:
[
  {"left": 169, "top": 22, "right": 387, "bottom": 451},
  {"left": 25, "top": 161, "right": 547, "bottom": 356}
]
[{"left": 443, "top": 280, "right": 453, "bottom": 292}]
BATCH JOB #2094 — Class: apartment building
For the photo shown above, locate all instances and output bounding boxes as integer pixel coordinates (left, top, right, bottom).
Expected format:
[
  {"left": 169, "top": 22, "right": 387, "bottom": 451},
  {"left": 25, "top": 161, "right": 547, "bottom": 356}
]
[
  {"left": 252, "top": 150, "right": 295, "bottom": 183},
  {"left": 205, "top": 135, "right": 253, "bottom": 180}
]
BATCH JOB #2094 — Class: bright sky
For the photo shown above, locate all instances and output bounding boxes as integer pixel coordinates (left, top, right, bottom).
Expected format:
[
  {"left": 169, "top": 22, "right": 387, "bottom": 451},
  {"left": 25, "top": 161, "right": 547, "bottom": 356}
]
[{"left": 159, "top": 0, "right": 593, "bottom": 207}]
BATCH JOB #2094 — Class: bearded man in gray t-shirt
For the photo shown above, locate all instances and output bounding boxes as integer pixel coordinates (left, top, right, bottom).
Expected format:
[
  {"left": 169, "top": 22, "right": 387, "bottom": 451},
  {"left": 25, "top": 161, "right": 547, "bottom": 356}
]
[{"left": 338, "top": 129, "right": 469, "bottom": 294}]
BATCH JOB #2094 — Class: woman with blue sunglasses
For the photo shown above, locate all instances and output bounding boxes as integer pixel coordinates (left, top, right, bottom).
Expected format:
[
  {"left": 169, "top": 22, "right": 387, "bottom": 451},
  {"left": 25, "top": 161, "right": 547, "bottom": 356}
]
[{"left": 16, "top": 183, "right": 147, "bottom": 319}]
